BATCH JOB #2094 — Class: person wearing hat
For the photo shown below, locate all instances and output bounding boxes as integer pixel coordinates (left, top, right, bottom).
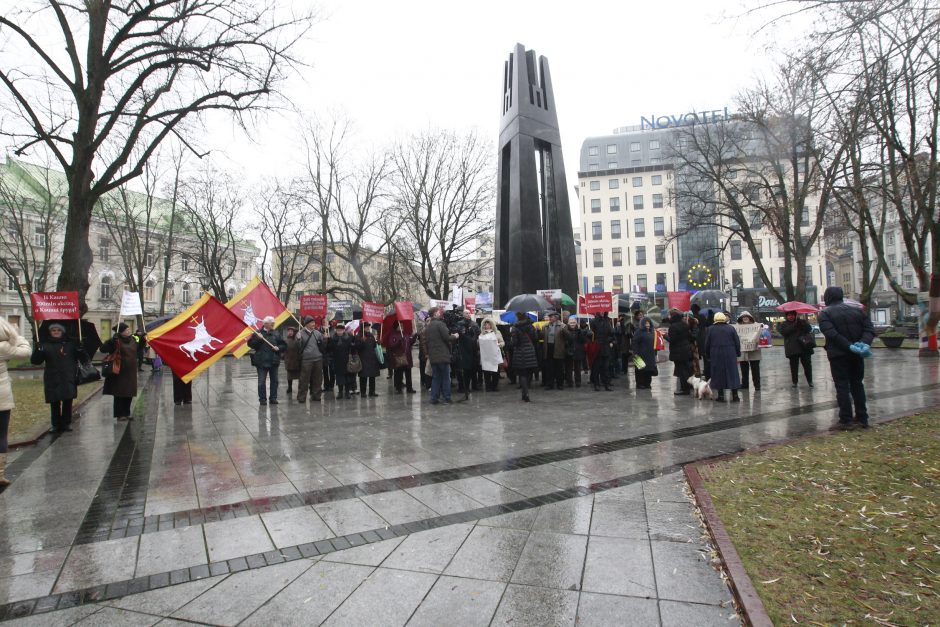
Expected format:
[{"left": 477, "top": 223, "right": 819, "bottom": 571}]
[
  {"left": 818, "top": 286, "right": 874, "bottom": 428},
  {"left": 282, "top": 325, "right": 301, "bottom": 397},
  {"left": 30, "top": 322, "right": 82, "bottom": 432},
  {"left": 734, "top": 311, "right": 763, "bottom": 391},
  {"left": 100, "top": 323, "right": 140, "bottom": 420},
  {"left": 703, "top": 312, "right": 741, "bottom": 402},
  {"left": 353, "top": 323, "right": 382, "bottom": 398},
  {"left": 247, "top": 316, "right": 287, "bottom": 405},
  {"left": 541, "top": 310, "right": 567, "bottom": 390},
  {"left": 0, "top": 318, "right": 31, "bottom": 488},
  {"left": 294, "top": 317, "right": 325, "bottom": 402},
  {"left": 327, "top": 322, "right": 355, "bottom": 399}
]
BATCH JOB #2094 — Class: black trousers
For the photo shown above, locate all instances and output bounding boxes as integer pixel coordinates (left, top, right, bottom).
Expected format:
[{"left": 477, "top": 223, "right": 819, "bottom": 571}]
[
  {"left": 635, "top": 370, "right": 653, "bottom": 388},
  {"left": 564, "top": 357, "right": 582, "bottom": 386},
  {"left": 788, "top": 354, "right": 813, "bottom": 384},
  {"left": 173, "top": 374, "right": 193, "bottom": 404},
  {"left": 829, "top": 355, "right": 868, "bottom": 423},
  {"left": 113, "top": 396, "right": 133, "bottom": 418},
  {"left": 739, "top": 361, "right": 761, "bottom": 389},
  {"left": 590, "top": 355, "right": 611, "bottom": 387},
  {"left": 359, "top": 375, "right": 376, "bottom": 396},
  {"left": 394, "top": 366, "right": 413, "bottom": 391},
  {"left": 50, "top": 399, "right": 73, "bottom": 429},
  {"left": 673, "top": 360, "right": 692, "bottom": 391},
  {"left": 483, "top": 370, "right": 499, "bottom": 391},
  {"left": 0, "top": 409, "right": 10, "bottom": 452}
]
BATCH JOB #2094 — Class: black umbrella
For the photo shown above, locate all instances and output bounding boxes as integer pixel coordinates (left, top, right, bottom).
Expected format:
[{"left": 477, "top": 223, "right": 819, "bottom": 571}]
[
  {"left": 690, "top": 290, "right": 729, "bottom": 307},
  {"left": 37, "top": 319, "right": 102, "bottom": 356},
  {"left": 616, "top": 293, "right": 647, "bottom": 314},
  {"left": 503, "top": 293, "right": 553, "bottom": 313},
  {"left": 144, "top": 315, "right": 174, "bottom": 332}
]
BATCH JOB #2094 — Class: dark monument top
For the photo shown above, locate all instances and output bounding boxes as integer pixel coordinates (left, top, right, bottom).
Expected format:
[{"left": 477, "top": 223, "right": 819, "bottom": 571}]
[{"left": 494, "top": 44, "right": 578, "bottom": 308}]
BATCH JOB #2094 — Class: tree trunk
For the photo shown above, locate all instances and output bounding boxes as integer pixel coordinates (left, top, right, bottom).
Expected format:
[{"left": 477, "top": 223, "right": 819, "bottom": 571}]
[{"left": 57, "top": 192, "right": 95, "bottom": 314}]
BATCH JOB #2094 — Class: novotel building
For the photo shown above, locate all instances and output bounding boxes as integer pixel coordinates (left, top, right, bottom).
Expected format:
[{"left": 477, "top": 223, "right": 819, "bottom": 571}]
[{"left": 574, "top": 109, "right": 828, "bottom": 316}]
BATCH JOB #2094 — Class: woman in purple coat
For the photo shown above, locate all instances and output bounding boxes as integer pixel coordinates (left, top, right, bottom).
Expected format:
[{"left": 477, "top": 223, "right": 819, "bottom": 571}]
[{"left": 703, "top": 312, "right": 741, "bottom": 402}]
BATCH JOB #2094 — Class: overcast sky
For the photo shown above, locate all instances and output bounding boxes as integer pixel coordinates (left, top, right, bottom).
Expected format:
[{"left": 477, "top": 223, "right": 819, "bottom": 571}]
[{"left": 214, "top": 0, "right": 812, "bottom": 204}]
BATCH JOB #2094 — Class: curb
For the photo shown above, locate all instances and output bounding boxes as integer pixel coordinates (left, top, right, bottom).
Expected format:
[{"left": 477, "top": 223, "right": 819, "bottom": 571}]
[
  {"left": 684, "top": 463, "right": 773, "bottom": 627},
  {"left": 9, "top": 383, "right": 104, "bottom": 449}
]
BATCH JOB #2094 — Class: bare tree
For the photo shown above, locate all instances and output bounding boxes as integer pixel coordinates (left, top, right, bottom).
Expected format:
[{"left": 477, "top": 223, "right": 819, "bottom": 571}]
[
  {"left": 0, "top": 157, "right": 63, "bottom": 325},
  {"left": 158, "top": 150, "right": 186, "bottom": 316},
  {"left": 178, "top": 168, "right": 243, "bottom": 302},
  {"left": 253, "top": 178, "right": 317, "bottom": 304},
  {"left": 671, "top": 55, "right": 846, "bottom": 302},
  {"left": 391, "top": 129, "right": 495, "bottom": 300},
  {"left": 0, "top": 1, "right": 313, "bottom": 311}
]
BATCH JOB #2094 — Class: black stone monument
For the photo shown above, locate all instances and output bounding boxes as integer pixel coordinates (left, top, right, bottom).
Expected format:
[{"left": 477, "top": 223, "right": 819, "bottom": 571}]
[{"left": 495, "top": 43, "right": 578, "bottom": 307}]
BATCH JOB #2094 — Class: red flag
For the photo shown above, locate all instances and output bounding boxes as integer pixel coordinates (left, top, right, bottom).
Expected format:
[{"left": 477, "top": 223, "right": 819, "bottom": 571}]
[
  {"left": 667, "top": 291, "right": 692, "bottom": 311},
  {"left": 30, "top": 291, "right": 80, "bottom": 320},
  {"left": 147, "top": 293, "right": 253, "bottom": 383},
  {"left": 464, "top": 296, "right": 476, "bottom": 315},
  {"left": 362, "top": 301, "right": 385, "bottom": 323},
  {"left": 225, "top": 277, "right": 291, "bottom": 358},
  {"left": 394, "top": 301, "right": 414, "bottom": 321}
]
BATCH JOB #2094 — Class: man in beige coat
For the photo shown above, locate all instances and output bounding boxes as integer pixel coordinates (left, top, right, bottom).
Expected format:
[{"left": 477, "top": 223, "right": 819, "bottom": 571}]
[{"left": 0, "top": 318, "right": 32, "bottom": 488}]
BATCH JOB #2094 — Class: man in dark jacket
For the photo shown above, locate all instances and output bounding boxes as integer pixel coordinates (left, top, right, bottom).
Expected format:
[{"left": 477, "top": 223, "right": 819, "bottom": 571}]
[
  {"left": 668, "top": 311, "right": 693, "bottom": 395},
  {"left": 425, "top": 307, "right": 456, "bottom": 404},
  {"left": 589, "top": 313, "right": 614, "bottom": 391},
  {"left": 818, "top": 286, "right": 875, "bottom": 428},
  {"left": 247, "top": 316, "right": 287, "bottom": 405}
]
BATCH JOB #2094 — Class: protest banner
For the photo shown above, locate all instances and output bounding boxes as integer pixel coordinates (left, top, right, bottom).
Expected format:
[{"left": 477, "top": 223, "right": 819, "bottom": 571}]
[
  {"left": 30, "top": 291, "right": 80, "bottom": 320},
  {"left": 299, "top": 294, "right": 328, "bottom": 317},
  {"left": 666, "top": 291, "right": 692, "bottom": 311},
  {"left": 394, "top": 301, "right": 414, "bottom": 321},
  {"left": 120, "top": 291, "right": 143, "bottom": 316},
  {"left": 582, "top": 291, "right": 613, "bottom": 314},
  {"left": 362, "top": 301, "right": 385, "bottom": 323}
]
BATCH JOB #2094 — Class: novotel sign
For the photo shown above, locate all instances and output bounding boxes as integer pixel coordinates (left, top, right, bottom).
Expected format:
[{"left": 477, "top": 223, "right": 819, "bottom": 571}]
[{"left": 640, "top": 107, "right": 732, "bottom": 130}]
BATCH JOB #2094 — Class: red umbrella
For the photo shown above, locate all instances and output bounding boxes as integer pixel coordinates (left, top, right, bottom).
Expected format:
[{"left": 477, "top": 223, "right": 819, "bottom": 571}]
[{"left": 776, "top": 301, "right": 818, "bottom": 314}]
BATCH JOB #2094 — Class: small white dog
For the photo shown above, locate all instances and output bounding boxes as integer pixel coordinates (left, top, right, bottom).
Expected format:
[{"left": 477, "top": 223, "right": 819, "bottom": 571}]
[{"left": 687, "top": 375, "right": 713, "bottom": 400}]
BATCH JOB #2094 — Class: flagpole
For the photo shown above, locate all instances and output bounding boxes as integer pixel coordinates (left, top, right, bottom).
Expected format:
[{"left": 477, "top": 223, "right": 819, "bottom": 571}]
[{"left": 250, "top": 328, "right": 279, "bottom": 350}]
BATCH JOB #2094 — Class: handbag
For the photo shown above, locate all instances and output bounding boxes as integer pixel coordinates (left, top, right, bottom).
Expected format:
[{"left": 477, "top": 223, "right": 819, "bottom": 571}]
[
  {"left": 798, "top": 332, "right": 817, "bottom": 350},
  {"left": 391, "top": 352, "right": 409, "bottom": 369},
  {"left": 632, "top": 355, "right": 646, "bottom": 370},
  {"left": 101, "top": 345, "right": 122, "bottom": 378},
  {"left": 76, "top": 357, "right": 101, "bottom": 385},
  {"left": 347, "top": 353, "right": 362, "bottom": 374},
  {"left": 375, "top": 344, "right": 385, "bottom": 365}
]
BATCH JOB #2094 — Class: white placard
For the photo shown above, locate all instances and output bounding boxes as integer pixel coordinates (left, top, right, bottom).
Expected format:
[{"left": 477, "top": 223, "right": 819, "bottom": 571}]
[
  {"left": 479, "top": 334, "right": 503, "bottom": 372},
  {"left": 429, "top": 298, "right": 452, "bottom": 311},
  {"left": 120, "top": 291, "right": 143, "bottom": 316},
  {"left": 450, "top": 286, "right": 463, "bottom": 307},
  {"left": 537, "top": 289, "right": 562, "bottom": 301}
]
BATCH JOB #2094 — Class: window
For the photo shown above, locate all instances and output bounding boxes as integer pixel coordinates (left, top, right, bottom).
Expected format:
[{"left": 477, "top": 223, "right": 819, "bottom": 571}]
[
  {"left": 609, "top": 179, "right": 619, "bottom": 190},
  {"left": 631, "top": 159, "right": 641, "bottom": 166},
  {"left": 144, "top": 279, "right": 156, "bottom": 302},
  {"left": 590, "top": 181, "right": 600, "bottom": 191},
  {"left": 609, "top": 197, "right": 620, "bottom": 211},
  {"left": 649, "top": 140, "right": 660, "bottom": 150},
  {"left": 164, "top": 282, "right": 175, "bottom": 301},
  {"left": 779, "top": 267, "right": 787, "bottom": 285},
  {"left": 607, "top": 144, "right": 617, "bottom": 155},
  {"left": 632, "top": 176, "right": 643, "bottom": 187},
  {"left": 633, "top": 195, "right": 644, "bottom": 210},
  {"left": 613, "top": 275, "right": 624, "bottom": 294},
  {"left": 591, "top": 198, "right": 601, "bottom": 213},
  {"left": 611, "top": 220, "right": 621, "bottom": 239},
  {"left": 805, "top": 266, "right": 814, "bottom": 286},
  {"left": 612, "top": 247, "right": 622, "bottom": 267},
  {"left": 326, "top": 253, "right": 336, "bottom": 263},
  {"left": 588, "top": 146, "right": 599, "bottom": 156},
  {"left": 656, "top": 273, "right": 667, "bottom": 290},
  {"left": 636, "top": 274, "right": 648, "bottom": 291},
  {"left": 99, "top": 276, "right": 112, "bottom": 300},
  {"left": 655, "top": 245, "right": 666, "bottom": 264},
  {"left": 634, "top": 218, "right": 645, "bottom": 237},
  {"left": 800, "top": 206, "right": 810, "bottom": 226},
  {"left": 777, "top": 242, "right": 784, "bottom": 258},
  {"left": 311, "top": 271, "right": 320, "bottom": 283},
  {"left": 730, "top": 240, "right": 742, "bottom": 260},
  {"left": 753, "top": 240, "right": 762, "bottom": 258},
  {"left": 7, "top": 270, "right": 18, "bottom": 291},
  {"left": 630, "top": 142, "right": 641, "bottom": 152},
  {"left": 650, "top": 158, "right": 661, "bottom": 165},
  {"left": 653, "top": 217, "right": 664, "bottom": 236},
  {"left": 181, "top": 256, "right": 190, "bottom": 272},
  {"left": 651, "top": 175, "right": 662, "bottom": 185},
  {"left": 732, "top": 269, "right": 743, "bottom": 287},
  {"left": 889, "top": 254, "right": 896, "bottom": 268},
  {"left": 33, "top": 225, "right": 46, "bottom": 248},
  {"left": 181, "top": 283, "right": 191, "bottom": 303},
  {"left": 589, "top": 164, "right": 598, "bottom": 171},
  {"left": 592, "top": 221, "right": 602, "bottom": 240},
  {"left": 607, "top": 162, "right": 617, "bottom": 169},
  {"left": 145, "top": 247, "right": 155, "bottom": 267},
  {"left": 240, "top": 262, "right": 248, "bottom": 280},
  {"left": 752, "top": 269, "right": 764, "bottom": 289},
  {"left": 652, "top": 193, "right": 663, "bottom": 208},
  {"left": 887, "top": 232, "right": 895, "bottom": 246},
  {"left": 98, "top": 238, "right": 110, "bottom": 261},
  {"left": 636, "top": 246, "right": 647, "bottom": 265},
  {"left": 593, "top": 249, "right": 603, "bottom": 268},
  {"left": 32, "top": 276, "right": 43, "bottom": 293},
  {"left": 903, "top": 274, "right": 913, "bottom": 289},
  {"left": 593, "top": 276, "right": 605, "bottom": 291}
]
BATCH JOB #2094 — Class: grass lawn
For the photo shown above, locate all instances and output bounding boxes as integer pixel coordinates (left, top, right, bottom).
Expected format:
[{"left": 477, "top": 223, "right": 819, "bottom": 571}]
[
  {"left": 8, "top": 377, "right": 101, "bottom": 444},
  {"left": 700, "top": 411, "right": 940, "bottom": 625}
]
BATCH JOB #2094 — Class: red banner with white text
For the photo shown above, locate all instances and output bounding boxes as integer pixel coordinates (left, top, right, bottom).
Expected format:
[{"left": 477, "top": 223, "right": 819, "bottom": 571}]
[{"left": 30, "top": 291, "right": 80, "bottom": 320}]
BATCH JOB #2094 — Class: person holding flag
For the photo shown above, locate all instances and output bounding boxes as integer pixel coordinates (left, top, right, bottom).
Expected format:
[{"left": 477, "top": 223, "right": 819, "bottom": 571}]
[{"left": 248, "top": 316, "right": 287, "bottom": 405}]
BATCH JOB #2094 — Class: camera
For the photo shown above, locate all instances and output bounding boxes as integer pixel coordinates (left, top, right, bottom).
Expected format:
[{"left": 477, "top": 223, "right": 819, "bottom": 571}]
[{"left": 442, "top": 308, "right": 463, "bottom": 333}]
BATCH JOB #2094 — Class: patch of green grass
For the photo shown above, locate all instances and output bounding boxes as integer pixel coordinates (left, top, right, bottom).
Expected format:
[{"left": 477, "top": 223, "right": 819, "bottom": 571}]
[
  {"left": 8, "top": 378, "right": 101, "bottom": 443},
  {"left": 702, "top": 412, "right": 940, "bottom": 625}
]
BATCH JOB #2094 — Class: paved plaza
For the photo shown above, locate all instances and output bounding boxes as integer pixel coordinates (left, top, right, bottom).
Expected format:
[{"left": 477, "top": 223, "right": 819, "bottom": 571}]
[{"left": 0, "top": 348, "right": 936, "bottom": 625}]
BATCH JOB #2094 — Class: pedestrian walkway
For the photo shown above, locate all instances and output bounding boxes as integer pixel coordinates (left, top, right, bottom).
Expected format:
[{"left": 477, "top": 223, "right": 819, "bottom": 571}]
[{"left": 0, "top": 348, "right": 935, "bottom": 625}]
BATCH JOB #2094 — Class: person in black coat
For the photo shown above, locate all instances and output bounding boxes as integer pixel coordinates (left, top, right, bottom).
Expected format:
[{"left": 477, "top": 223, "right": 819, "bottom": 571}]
[
  {"left": 510, "top": 312, "right": 538, "bottom": 402},
  {"left": 564, "top": 318, "right": 587, "bottom": 388},
  {"left": 30, "top": 323, "right": 80, "bottom": 432},
  {"left": 589, "top": 313, "right": 615, "bottom": 391},
  {"left": 246, "top": 316, "right": 287, "bottom": 405},
  {"left": 667, "top": 311, "right": 693, "bottom": 395},
  {"left": 703, "top": 313, "right": 741, "bottom": 402},
  {"left": 631, "top": 317, "right": 658, "bottom": 389},
  {"left": 778, "top": 311, "right": 814, "bottom": 388},
  {"left": 454, "top": 311, "right": 480, "bottom": 400},
  {"left": 354, "top": 324, "right": 382, "bottom": 397},
  {"left": 328, "top": 324, "right": 355, "bottom": 399},
  {"left": 818, "top": 286, "right": 875, "bottom": 428}
]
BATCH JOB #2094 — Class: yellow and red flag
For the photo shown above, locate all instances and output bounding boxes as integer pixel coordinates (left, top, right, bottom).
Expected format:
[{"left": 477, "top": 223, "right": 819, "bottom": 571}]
[
  {"left": 147, "top": 293, "right": 253, "bottom": 383},
  {"left": 225, "top": 277, "right": 291, "bottom": 357}
]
